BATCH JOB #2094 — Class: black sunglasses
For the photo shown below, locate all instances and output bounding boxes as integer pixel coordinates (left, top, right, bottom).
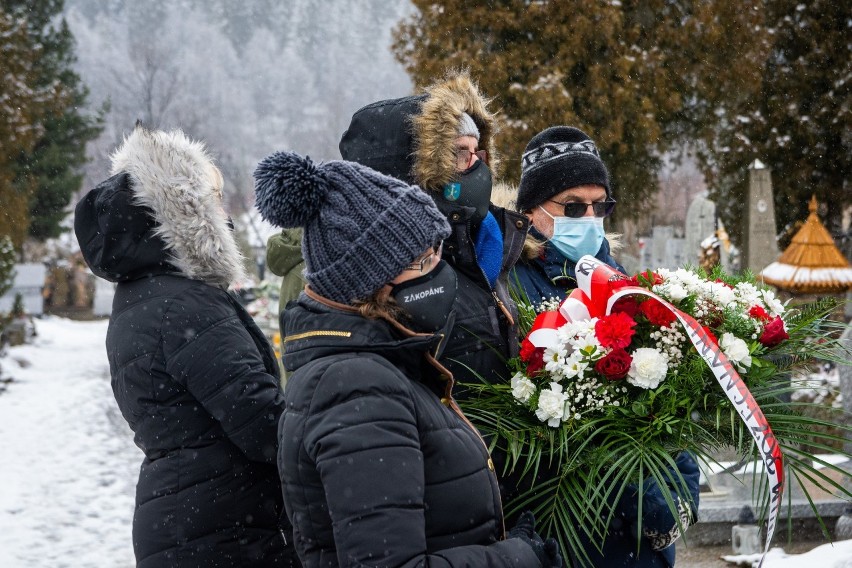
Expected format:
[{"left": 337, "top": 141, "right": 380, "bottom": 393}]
[{"left": 548, "top": 199, "right": 616, "bottom": 218}]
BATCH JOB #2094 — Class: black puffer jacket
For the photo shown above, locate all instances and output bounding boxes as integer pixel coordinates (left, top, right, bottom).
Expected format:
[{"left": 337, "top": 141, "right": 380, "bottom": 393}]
[
  {"left": 278, "top": 290, "right": 541, "bottom": 567},
  {"left": 339, "top": 73, "right": 529, "bottom": 385},
  {"left": 74, "top": 127, "right": 295, "bottom": 567}
]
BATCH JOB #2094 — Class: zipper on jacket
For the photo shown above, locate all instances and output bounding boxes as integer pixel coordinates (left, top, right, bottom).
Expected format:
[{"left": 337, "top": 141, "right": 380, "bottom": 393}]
[{"left": 283, "top": 330, "right": 352, "bottom": 343}]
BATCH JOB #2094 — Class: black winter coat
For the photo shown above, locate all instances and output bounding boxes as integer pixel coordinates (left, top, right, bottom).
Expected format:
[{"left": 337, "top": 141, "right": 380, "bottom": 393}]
[
  {"left": 277, "top": 290, "right": 542, "bottom": 568},
  {"left": 74, "top": 128, "right": 296, "bottom": 567},
  {"left": 437, "top": 200, "right": 528, "bottom": 385}
]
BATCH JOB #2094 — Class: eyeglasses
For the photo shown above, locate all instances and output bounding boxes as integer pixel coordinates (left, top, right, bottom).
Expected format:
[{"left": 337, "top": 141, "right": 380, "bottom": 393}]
[
  {"left": 405, "top": 240, "right": 443, "bottom": 274},
  {"left": 548, "top": 199, "right": 616, "bottom": 218},
  {"left": 455, "top": 148, "right": 488, "bottom": 171}
]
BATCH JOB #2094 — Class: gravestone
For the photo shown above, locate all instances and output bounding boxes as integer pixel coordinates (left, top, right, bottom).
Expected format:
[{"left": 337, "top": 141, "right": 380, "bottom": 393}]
[
  {"left": 744, "top": 160, "right": 780, "bottom": 276},
  {"left": 840, "top": 326, "right": 852, "bottom": 456},
  {"left": 651, "top": 226, "right": 674, "bottom": 268},
  {"left": 92, "top": 278, "right": 115, "bottom": 317},
  {"left": 685, "top": 192, "right": 717, "bottom": 266},
  {"left": 0, "top": 263, "right": 46, "bottom": 316}
]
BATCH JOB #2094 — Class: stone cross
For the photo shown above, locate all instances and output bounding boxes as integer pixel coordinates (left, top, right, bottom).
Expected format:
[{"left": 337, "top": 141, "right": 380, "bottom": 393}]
[
  {"left": 744, "top": 160, "right": 780, "bottom": 276},
  {"left": 840, "top": 325, "right": 852, "bottom": 456},
  {"left": 685, "top": 192, "right": 717, "bottom": 266}
]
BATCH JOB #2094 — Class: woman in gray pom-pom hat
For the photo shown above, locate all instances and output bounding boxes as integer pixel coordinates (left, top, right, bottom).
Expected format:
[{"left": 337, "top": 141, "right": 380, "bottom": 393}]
[{"left": 254, "top": 152, "right": 562, "bottom": 568}]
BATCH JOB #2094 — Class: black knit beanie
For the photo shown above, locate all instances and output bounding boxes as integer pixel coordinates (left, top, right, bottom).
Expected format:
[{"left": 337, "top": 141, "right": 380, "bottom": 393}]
[
  {"left": 516, "top": 126, "right": 610, "bottom": 212},
  {"left": 254, "top": 152, "right": 450, "bottom": 304}
]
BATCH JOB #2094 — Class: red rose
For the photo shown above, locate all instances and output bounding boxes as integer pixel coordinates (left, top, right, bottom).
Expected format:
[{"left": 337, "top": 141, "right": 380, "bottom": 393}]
[
  {"left": 611, "top": 296, "right": 640, "bottom": 318},
  {"left": 595, "top": 348, "right": 632, "bottom": 380},
  {"left": 759, "top": 316, "right": 789, "bottom": 347},
  {"left": 595, "top": 312, "right": 637, "bottom": 350},
  {"left": 525, "top": 347, "right": 546, "bottom": 375},
  {"left": 520, "top": 338, "right": 536, "bottom": 361},
  {"left": 639, "top": 298, "right": 677, "bottom": 327},
  {"left": 749, "top": 305, "right": 772, "bottom": 322}
]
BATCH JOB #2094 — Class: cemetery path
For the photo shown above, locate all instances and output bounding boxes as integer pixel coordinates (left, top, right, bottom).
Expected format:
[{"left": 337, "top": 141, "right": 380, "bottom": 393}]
[{"left": 0, "top": 317, "right": 137, "bottom": 568}]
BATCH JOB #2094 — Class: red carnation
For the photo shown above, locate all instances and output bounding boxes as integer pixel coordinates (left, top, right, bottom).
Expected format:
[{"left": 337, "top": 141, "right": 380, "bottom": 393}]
[
  {"left": 635, "top": 270, "right": 664, "bottom": 287},
  {"left": 639, "top": 298, "right": 677, "bottom": 327},
  {"left": 612, "top": 296, "right": 640, "bottom": 318},
  {"left": 595, "top": 348, "right": 632, "bottom": 380},
  {"left": 748, "top": 305, "right": 772, "bottom": 322},
  {"left": 759, "top": 316, "right": 789, "bottom": 347},
  {"left": 594, "top": 312, "right": 637, "bottom": 350},
  {"left": 520, "top": 338, "right": 536, "bottom": 361}
]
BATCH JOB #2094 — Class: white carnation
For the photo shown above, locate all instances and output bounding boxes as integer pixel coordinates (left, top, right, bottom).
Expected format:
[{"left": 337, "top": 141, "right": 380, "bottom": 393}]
[
  {"left": 535, "top": 382, "right": 569, "bottom": 426},
  {"left": 511, "top": 372, "right": 536, "bottom": 403},
  {"left": 720, "top": 332, "right": 752, "bottom": 370},
  {"left": 761, "top": 290, "right": 785, "bottom": 317},
  {"left": 627, "top": 348, "right": 669, "bottom": 389}
]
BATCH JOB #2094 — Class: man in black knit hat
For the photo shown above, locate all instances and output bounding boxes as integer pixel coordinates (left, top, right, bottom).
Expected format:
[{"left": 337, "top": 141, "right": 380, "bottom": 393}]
[{"left": 511, "top": 126, "right": 625, "bottom": 306}]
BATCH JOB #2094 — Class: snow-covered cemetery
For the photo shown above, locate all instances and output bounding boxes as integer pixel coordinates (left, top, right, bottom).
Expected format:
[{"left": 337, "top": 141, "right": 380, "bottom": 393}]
[{"left": 1, "top": 1, "right": 850, "bottom": 567}]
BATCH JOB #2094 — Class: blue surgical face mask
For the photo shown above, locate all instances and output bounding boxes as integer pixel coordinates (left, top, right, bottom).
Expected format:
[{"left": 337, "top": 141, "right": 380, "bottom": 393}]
[{"left": 538, "top": 206, "right": 605, "bottom": 262}]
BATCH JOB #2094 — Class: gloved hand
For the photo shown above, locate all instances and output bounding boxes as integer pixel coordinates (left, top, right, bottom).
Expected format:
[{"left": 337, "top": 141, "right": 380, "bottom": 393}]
[{"left": 507, "top": 511, "right": 563, "bottom": 568}]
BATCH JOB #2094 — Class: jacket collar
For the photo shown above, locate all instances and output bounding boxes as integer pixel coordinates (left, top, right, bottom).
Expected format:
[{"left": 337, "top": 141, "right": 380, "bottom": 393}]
[
  {"left": 283, "top": 288, "right": 453, "bottom": 388},
  {"left": 436, "top": 200, "right": 529, "bottom": 286}
]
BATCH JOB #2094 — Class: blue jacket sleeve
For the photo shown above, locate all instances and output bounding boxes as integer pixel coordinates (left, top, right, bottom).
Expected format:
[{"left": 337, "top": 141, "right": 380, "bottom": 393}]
[{"left": 617, "top": 453, "right": 700, "bottom": 551}]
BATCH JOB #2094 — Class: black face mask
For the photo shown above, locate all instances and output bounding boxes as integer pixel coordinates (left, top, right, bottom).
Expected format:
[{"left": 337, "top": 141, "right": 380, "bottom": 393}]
[
  {"left": 391, "top": 260, "right": 458, "bottom": 334},
  {"left": 442, "top": 160, "right": 493, "bottom": 224}
]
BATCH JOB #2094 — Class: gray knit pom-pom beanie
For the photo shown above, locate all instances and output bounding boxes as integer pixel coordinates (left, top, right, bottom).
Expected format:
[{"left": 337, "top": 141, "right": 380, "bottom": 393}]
[{"left": 254, "top": 151, "right": 450, "bottom": 304}]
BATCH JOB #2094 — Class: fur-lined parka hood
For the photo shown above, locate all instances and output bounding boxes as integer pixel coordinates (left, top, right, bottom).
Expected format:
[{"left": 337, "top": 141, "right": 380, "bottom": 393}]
[
  {"left": 74, "top": 126, "right": 245, "bottom": 288},
  {"left": 340, "top": 71, "right": 498, "bottom": 192},
  {"left": 411, "top": 71, "right": 499, "bottom": 191}
]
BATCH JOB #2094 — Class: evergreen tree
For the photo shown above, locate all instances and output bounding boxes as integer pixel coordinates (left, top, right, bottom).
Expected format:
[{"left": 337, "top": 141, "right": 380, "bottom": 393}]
[
  {"left": 0, "top": 9, "right": 59, "bottom": 248},
  {"left": 700, "top": 0, "right": 851, "bottom": 246},
  {"left": 2, "top": 0, "right": 102, "bottom": 241},
  {"left": 393, "top": 1, "right": 766, "bottom": 222}
]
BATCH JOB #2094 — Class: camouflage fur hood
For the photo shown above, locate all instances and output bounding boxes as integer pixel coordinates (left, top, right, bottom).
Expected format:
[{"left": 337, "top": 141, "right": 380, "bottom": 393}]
[{"left": 340, "top": 71, "right": 500, "bottom": 192}]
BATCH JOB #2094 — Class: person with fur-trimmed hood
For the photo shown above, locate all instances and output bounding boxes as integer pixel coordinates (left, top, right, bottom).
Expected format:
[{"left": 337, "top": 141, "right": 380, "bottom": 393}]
[
  {"left": 74, "top": 126, "right": 297, "bottom": 567},
  {"left": 338, "top": 71, "right": 529, "bottom": 386}
]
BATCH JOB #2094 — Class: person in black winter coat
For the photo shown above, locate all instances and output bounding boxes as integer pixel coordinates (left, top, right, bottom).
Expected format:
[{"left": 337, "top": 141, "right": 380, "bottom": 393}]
[
  {"left": 253, "top": 150, "right": 562, "bottom": 568},
  {"left": 74, "top": 126, "right": 297, "bottom": 567},
  {"left": 339, "top": 71, "right": 529, "bottom": 386},
  {"left": 508, "top": 126, "right": 699, "bottom": 567}
]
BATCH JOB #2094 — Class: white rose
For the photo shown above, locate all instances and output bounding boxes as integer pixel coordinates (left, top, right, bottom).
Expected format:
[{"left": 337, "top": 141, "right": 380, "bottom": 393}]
[
  {"left": 511, "top": 372, "right": 536, "bottom": 403},
  {"left": 627, "top": 348, "right": 669, "bottom": 389},
  {"left": 720, "top": 332, "right": 752, "bottom": 370},
  {"left": 535, "top": 382, "right": 569, "bottom": 427}
]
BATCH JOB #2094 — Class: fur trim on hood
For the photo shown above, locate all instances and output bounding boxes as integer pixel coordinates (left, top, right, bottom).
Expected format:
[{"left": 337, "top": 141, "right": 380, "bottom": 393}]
[
  {"left": 411, "top": 71, "right": 499, "bottom": 191},
  {"left": 110, "top": 126, "right": 246, "bottom": 288}
]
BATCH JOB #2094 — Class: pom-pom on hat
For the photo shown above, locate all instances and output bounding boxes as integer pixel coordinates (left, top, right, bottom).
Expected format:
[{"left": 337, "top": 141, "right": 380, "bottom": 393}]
[
  {"left": 516, "top": 126, "right": 611, "bottom": 212},
  {"left": 254, "top": 152, "right": 450, "bottom": 304}
]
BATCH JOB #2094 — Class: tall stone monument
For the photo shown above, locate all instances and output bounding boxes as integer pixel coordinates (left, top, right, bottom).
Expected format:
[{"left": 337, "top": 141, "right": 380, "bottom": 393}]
[
  {"left": 744, "top": 160, "right": 780, "bottom": 276},
  {"left": 685, "top": 192, "right": 717, "bottom": 266}
]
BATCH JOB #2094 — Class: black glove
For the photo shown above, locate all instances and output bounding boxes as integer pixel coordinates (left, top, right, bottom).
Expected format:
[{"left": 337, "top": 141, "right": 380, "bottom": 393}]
[{"left": 507, "top": 511, "right": 563, "bottom": 568}]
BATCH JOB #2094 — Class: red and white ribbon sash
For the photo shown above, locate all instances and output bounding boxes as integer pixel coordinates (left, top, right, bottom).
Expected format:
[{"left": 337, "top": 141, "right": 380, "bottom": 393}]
[{"left": 531, "top": 256, "right": 784, "bottom": 563}]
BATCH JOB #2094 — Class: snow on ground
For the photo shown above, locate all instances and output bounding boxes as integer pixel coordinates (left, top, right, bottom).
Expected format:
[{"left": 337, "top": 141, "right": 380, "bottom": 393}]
[
  {"left": 722, "top": 540, "right": 852, "bottom": 567},
  {"left": 0, "top": 317, "right": 137, "bottom": 567}
]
